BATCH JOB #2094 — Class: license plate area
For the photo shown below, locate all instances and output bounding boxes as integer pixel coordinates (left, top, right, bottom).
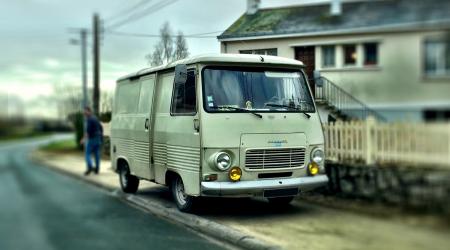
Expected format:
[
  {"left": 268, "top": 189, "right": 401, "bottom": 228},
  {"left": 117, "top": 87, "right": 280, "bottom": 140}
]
[{"left": 263, "top": 188, "right": 299, "bottom": 198}]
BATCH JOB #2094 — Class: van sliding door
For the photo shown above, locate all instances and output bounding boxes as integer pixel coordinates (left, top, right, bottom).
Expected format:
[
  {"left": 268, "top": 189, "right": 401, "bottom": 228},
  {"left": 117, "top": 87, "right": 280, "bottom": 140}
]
[{"left": 132, "top": 75, "right": 156, "bottom": 180}]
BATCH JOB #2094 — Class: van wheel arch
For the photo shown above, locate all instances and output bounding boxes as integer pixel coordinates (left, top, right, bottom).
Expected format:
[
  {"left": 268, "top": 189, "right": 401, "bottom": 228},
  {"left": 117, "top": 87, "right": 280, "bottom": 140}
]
[
  {"left": 117, "top": 158, "right": 139, "bottom": 193},
  {"left": 166, "top": 171, "right": 197, "bottom": 212},
  {"left": 165, "top": 170, "right": 179, "bottom": 187},
  {"left": 116, "top": 158, "right": 128, "bottom": 173}
]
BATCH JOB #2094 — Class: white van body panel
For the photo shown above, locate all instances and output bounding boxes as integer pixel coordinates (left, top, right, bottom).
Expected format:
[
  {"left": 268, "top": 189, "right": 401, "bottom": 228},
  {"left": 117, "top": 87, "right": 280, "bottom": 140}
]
[{"left": 111, "top": 54, "right": 328, "bottom": 199}]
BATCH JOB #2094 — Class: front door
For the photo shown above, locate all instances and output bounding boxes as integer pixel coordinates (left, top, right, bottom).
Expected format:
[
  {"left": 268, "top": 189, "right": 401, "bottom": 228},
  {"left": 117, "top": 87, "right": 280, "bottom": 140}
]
[
  {"left": 295, "top": 46, "right": 316, "bottom": 95},
  {"left": 158, "top": 69, "right": 201, "bottom": 195}
]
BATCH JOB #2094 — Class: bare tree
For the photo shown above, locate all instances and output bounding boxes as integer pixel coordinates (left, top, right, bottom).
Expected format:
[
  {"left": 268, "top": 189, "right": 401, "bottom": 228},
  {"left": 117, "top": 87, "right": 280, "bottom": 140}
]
[
  {"left": 173, "top": 31, "right": 189, "bottom": 61},
  {"left": 147, "top": 43, "right": 164, "bottom": 66},
  {"left": 160, "top": 22, "right": 173, "bottom": 63},
  {"left": 146, "top": 22, "right": 189, "bottom": 66}
]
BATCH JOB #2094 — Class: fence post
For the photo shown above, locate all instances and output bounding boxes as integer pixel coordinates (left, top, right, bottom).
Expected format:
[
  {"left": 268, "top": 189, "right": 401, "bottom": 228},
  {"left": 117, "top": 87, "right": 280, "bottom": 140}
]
[{"left": 365, "top": 116, "right": 376, "bottom": 165}]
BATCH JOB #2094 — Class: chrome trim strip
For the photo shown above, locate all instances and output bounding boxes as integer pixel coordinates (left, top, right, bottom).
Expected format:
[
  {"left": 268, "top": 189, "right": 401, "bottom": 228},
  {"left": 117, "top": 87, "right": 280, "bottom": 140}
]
[{"left": 201, "top": 175, "right": 328, "bottom": 196}]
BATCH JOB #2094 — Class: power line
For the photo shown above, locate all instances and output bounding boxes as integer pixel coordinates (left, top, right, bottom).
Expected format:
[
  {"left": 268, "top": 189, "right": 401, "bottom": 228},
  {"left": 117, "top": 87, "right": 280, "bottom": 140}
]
[
  {"left": 106, "top": 0, "right": 179, "bottom": 31},
  {"left": 104, "top": 0, "right": 155, "bottom": 22},
  {"left": 187, "top": 30, "right": 224, "bottom": 36},
  {"left": 106, "top": 30, "right": 221, "bottom": 39},
  {"left": 106, "top": 0, "right": 177, "bottom": 30}
]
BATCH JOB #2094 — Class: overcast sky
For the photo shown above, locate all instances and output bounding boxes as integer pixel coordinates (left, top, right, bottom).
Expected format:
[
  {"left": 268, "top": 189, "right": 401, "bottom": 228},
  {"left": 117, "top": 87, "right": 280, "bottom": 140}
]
[{"left": 0, "top": 0, "right": 327, "bottom": 118}]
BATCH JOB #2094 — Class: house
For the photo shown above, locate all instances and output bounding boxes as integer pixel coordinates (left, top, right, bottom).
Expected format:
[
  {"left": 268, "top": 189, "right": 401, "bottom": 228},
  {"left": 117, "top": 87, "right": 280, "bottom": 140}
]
[{"left": 218, "top": 0, "right": 450, "bottom": 122}]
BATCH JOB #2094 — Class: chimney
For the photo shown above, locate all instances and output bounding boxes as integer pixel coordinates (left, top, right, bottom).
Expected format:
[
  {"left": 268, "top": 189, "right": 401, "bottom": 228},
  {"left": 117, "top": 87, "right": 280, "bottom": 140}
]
[
  {"left": 247, "top": 0, "right": 261, "bottom": 15},
  {"left": 330, "top": 0, "right": 342, "bottom": 16}
]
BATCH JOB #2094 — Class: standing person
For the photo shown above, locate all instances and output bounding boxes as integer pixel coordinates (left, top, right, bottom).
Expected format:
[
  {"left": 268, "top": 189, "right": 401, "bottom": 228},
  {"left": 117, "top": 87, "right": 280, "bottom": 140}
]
[{"left": 80, "top": 107, "right": 103, "bottom": 176}]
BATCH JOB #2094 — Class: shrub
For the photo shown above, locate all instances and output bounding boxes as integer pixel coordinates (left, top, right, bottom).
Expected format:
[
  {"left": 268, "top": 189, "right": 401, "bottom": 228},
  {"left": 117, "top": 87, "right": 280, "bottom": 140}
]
[{"left": 68, "top": 112, "right": 84, "bottom": 151}]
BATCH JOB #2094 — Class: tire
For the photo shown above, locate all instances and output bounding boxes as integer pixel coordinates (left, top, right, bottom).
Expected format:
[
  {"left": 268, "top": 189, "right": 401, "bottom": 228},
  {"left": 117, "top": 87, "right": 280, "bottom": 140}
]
[
  {"left": 119, "top": 162, "right": 139, "bottom": 193},
  {"left": 267, "top": 196, "right": 295, "bottom": 206},
  {"left": 170, "top": 175, "right": 196, "bottom": 212}
]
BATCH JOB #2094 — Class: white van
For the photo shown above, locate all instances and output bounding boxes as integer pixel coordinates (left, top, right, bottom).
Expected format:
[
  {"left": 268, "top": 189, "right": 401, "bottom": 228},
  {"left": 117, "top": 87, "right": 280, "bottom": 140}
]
[{"left": 111, "top": 54, "right": 328, "bottom": 212}]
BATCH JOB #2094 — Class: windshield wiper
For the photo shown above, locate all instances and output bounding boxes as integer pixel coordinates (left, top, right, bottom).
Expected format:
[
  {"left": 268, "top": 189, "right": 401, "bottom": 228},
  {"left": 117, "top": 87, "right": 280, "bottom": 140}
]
[
  {"left": 265, "top": 103, "right": 311, "bottom": 119},
  {"left": 209, "top": 106, "right": 263, "bottom": 119}
]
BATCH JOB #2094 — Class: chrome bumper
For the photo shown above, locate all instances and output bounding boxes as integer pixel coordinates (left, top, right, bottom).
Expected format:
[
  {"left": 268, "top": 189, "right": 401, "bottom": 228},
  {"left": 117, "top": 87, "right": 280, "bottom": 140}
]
[{"left": 201, "top": 175, "right": 328, "bottom": 197}]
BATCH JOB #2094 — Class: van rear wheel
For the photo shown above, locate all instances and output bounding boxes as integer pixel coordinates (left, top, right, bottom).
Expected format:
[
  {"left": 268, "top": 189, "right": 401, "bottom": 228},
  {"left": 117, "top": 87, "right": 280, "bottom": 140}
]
[
  {"left": 267, "top": 196, "right": 295, "bottom": 206},
  {"left": 119, "top": 163, "right": 139, "bottom": 193},
  {"left": 170, "top": 175, "right": 196, "bottom": 212}
]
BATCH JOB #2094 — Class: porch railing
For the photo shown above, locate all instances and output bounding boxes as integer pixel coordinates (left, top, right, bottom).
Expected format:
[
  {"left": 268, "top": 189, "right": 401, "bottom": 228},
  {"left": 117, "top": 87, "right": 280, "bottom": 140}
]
[{"left": 314, "top": 77, "right": 386, "bottom": 121}]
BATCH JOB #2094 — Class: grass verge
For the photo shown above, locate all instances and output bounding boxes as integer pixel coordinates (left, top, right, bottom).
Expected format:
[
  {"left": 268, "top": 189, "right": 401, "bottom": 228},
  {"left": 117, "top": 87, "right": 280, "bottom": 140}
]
[
  {"left": 41, "top": 139, "right": 79, "bottom": 153},
  {"left": 0, "top": 131, "right": 53, "bottom": 142}
]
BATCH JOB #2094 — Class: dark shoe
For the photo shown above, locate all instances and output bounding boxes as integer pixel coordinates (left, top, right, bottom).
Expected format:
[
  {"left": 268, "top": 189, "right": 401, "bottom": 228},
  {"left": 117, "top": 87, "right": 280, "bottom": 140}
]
[
  {"left": 84, "top": 169, "right": 92, "bottom": 176},
  {"left": 94, "top": 169, "right": 99, "bottom": 174}
]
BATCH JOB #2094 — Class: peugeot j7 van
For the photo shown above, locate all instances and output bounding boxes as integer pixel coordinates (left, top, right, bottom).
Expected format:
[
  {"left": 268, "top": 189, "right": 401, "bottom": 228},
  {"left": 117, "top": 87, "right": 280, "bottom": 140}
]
[{"left": 111, "top": 54, "right": 328, "bottom": 212}]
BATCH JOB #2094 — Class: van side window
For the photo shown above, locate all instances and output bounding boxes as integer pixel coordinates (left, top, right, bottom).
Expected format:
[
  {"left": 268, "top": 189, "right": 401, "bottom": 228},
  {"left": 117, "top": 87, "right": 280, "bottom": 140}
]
[
  {"left": 137, "top": 77, "right": 155, "bottom": 114},
  {"left": 171, "top": 70, "right": 196, "bottom": 115},
  {"left": 116, "top": 80, "right": 140, "bottom": 114}
]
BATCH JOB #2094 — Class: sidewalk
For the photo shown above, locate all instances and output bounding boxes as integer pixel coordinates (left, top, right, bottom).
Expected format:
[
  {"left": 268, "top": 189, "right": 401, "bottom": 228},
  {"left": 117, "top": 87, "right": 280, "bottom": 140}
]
[
  {"left": 33, "top": 150, "right": 450, "bottom": 250},
  {"left": 33, "top": 151, "right": 119, "bottom": 189}
]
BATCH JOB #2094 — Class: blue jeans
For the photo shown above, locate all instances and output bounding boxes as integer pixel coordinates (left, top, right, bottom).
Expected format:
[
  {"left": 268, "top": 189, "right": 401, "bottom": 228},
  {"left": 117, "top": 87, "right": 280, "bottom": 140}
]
[{"left": 85, "top": 137, "right": 101, "bottom": 171}]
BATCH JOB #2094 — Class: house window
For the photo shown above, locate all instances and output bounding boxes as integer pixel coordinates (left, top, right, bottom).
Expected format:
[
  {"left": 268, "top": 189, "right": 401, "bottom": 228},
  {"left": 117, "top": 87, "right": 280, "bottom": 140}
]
[
  {"left": 423, "top": 109, "right": 450, "bottom": 121},
  {"left": 322, "top": 45, "right": 335, "bottom": 67},
  {"left": 364, "top": 43, "right": 378, "bottom": 65},
  {"left": 239, "top": 48, "right": 278, "bottom": 56},
  {"left": 425, "top": 40, "right": 450, "bottom": 77},
  {"left": 344, "top": 44, "right": 357, "bottom": 65},
  {"left": 240, "top": 50, "right": 252, "bottom": 54},
  {"left": 171, "top": 70, "right": 196, "bottom": 115}
]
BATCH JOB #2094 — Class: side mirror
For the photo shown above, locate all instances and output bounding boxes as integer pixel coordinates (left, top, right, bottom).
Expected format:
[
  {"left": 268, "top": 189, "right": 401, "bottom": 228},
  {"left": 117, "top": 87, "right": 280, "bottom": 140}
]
[
  {"left": 313, "top": 70, "right": 323, "bottom": 87},
  {"left": 174, "top": 64, "right": 187, "bottom": 86}
]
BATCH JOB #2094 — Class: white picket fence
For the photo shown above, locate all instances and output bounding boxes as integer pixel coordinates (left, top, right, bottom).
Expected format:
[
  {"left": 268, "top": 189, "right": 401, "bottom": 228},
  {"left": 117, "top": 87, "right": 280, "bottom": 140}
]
[{"left": 323, "top": 118, "right": 450, "bottom": 169}]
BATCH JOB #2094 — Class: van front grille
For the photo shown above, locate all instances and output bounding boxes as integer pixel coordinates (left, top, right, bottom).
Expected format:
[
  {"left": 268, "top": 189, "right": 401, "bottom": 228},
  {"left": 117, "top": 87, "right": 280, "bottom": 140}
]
[{"left": 245, "top": 148, "right": 306, "bottom": 170}]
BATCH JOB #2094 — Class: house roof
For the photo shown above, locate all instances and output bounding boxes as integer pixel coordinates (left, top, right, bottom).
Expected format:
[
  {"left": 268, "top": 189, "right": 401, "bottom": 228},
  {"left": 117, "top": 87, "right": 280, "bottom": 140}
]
[
  {"left": 218, "top": 0, "right": 450, "bottom": 41},
  {"left": 118, "top": 53, "right": 304, "bottom": 81}
]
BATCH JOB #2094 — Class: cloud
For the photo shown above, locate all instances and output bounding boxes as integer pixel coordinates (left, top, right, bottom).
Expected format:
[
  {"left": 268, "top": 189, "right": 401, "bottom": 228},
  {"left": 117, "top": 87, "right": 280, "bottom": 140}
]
[{"left": 43, "top": 58, "right": 60, "bottom": 68}]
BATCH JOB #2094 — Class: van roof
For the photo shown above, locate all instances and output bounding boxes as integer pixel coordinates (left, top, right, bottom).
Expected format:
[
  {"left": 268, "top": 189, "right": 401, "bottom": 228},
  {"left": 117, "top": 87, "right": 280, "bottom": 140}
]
[{"left": 118, "top": 53, "right": 304, "bottom": 81}]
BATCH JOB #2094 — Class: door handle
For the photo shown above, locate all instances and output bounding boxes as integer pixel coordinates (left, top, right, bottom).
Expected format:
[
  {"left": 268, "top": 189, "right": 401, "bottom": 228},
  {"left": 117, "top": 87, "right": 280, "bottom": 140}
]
[
  {"left": 193, "top": 118, "right": 200, "bottom": 132},
  {"left": 144, "top": 118, "right": 149, "bottom": 130}
]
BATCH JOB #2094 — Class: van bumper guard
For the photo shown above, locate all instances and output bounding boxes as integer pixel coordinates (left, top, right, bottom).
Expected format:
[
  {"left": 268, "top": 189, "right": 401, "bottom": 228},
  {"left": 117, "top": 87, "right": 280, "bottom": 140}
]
[{"left": 201, "top": 175, "right": 328, "bottom": 196}]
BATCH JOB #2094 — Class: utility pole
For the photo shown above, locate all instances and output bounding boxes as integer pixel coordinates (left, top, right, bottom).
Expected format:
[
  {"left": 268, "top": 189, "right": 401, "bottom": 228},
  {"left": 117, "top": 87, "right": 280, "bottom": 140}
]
[
  {"left": 69, "top": 27, "right": 89, "bottom": 151},
  {"left": 81, "top": 29, "right": 88, "bottom": 109},
  {"left": 69, "top": 28, "right": 88, "bottom": 112},
  {"left": 93, "top": 13, "right": 100, "bottom": 117}
]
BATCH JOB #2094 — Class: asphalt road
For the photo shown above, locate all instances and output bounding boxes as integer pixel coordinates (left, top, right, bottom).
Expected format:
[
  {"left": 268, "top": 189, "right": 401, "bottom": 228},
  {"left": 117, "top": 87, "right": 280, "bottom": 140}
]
[{"left": 0, "top": 135, "right": 227, "bottom": 250}]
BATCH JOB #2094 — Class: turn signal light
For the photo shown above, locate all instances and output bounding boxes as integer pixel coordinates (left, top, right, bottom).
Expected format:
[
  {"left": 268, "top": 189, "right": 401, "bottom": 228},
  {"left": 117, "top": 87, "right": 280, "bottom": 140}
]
[
  {"left": 203, "top": 174, "right": 218, "bottom": 182},
  {"left": 228, "top": 167, "right": 242, "bottom": 182},
  {"left": 308, "top": 162, "right": 319, "bottom": 176}
]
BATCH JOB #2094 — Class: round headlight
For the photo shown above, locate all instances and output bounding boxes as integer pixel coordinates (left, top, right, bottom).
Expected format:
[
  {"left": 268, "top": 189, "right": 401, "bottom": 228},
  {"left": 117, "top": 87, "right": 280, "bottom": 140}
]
[
  {"left": 311, "top": 148, "right": 324, "bottom": 164},
  {"left": 215, "top": 152, "right": 232, "bottom": 171}
]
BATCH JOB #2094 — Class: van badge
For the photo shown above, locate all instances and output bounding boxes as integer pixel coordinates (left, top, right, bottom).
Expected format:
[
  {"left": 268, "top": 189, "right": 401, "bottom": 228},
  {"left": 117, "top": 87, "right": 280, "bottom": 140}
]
[{"left": 268, "top": 139, "right": 287, "bottom": 147}]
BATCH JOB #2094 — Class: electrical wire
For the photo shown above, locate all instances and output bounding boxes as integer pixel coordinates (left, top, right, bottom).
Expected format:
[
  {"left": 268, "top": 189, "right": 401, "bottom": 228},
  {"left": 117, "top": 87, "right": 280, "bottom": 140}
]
[
  {"left": 105, "top": 0, "right": 155, "bottom": 22},
  {"left": 106, "top": 30, "right": 222, "bottom": 39},
  {"left": 105, "top": 0, "right": 179, "bottom": 31}
]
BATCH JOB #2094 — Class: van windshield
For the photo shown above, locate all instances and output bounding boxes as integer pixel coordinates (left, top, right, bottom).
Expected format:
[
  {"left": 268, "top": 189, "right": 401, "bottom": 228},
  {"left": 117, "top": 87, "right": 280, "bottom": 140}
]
[{"left": 202, "top": 67, "right": 315, "bottom": 113}]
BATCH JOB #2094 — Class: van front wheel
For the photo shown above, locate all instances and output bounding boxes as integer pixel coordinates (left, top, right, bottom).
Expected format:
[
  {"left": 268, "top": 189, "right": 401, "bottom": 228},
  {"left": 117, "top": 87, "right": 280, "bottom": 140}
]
[
  {"left": 171, "top": 176, "right": 196, "bottom": 212},
  {"left": 119, "top": 163, "right": 139, "bottom": 193}
]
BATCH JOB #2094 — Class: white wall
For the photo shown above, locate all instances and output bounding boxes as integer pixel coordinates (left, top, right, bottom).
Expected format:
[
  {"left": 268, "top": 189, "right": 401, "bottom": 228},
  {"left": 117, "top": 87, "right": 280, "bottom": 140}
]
[{"left": 221, "top": 30, "right": 450, "bottom": 121}]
